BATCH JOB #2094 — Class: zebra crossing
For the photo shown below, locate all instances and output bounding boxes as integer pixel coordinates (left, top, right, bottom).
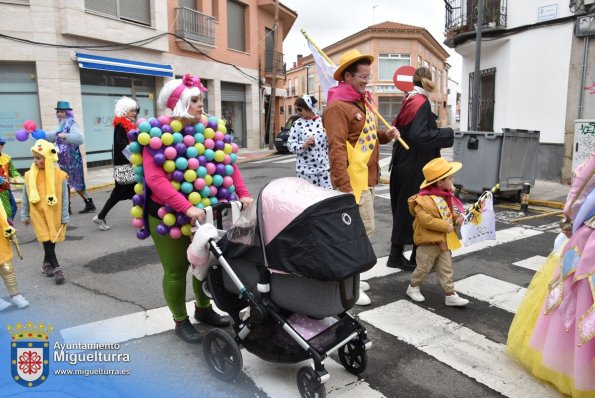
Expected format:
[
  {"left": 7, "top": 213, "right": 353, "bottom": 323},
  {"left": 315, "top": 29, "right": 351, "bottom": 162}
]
[{"left": 57, "top": 223, "right": 561, "bottom": 397}]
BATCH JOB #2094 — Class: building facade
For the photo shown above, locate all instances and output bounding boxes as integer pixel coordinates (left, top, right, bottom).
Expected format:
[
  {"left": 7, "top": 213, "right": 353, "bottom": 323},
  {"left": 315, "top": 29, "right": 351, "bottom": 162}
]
[
  {"left": 284, "top": 22, "right": 450, "bottom": 129},
  {"left": 444, "top": 0, "right": 595, "bottom": 181},
  {"left": 0, "top": 0, "right": 296, "bottom": 169}
]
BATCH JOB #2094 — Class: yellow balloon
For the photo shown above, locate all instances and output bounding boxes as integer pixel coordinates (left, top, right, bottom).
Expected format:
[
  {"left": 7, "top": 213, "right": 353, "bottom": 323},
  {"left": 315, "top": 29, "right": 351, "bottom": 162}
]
[
  {"left": 188, "top": 191, "right": 201, "bottom": 205},
  {"left": 201, "top": 198, "right": 211, "bottom": 207},
  {"left": 161, "top": 132, "right": 174, "bottom": 146},
  {"left": 217, "top": 124, "right": 227, "bottom": 134},
  {"left": 163, "top": 213, "right": 176, "bottom": 226},
  {"left": 130, "top": 205, "right": 143, "bottom": 218},
  {"left": 194, "top": 143, "right": 205, "bottom": 155},
  {"left": 204, "top": 128, "right": 215, "bottom": 139},
  {"left": 134, "top": 183, "right": 144, "bottom": 195},
  {"left": 223, "top": 143, "right": 232, "bottom": 154},
  {"left": 170, "top": 180, "right": 181, "bottom": 191},
  {"left": 130, "top": 153, "right": 143, "bottom": 165},
  {"left": 184, "top": 169, "right": 197, "bottom": 182},
  {"left": 170, "top": 120, "right": 183, "bottom": 132},
  {"left": 204, "top": 174, "right": 213, "bottom": 186},
  {"left": 181, "top": 224, "right": 192, "bottom": 236},
  {"left": 213, "top": 150, "right": 225, "bottom": 163},
  {"left": 163, "top": 160, "right": 176, "bottom": 173},
  {"left": 137, "top": 132, "right": 151, "bottom": 146}
]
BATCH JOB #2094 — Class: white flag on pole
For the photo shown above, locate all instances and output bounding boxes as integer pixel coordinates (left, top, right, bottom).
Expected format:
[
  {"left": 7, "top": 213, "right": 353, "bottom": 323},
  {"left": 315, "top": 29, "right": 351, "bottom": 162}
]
[
  {"left": 306, "top": 40, "right": 337, "bottom": 100},
  {"left": 460, "top": 191, "right": 497, "bottom": 247}
]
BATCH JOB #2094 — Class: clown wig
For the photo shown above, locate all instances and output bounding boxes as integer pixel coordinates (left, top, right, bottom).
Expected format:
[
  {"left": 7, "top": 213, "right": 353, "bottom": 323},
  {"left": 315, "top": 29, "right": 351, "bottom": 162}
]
[
  {"left": 114, "top": 96, "right": 138, "bottom": 117},
  {"left": 158, "top": 78, "right": 203, "bottom": 119}
]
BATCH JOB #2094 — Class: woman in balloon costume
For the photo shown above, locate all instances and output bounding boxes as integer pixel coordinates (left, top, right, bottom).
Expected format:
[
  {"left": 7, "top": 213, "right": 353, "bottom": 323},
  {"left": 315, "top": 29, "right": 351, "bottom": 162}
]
[{"left": 128, "top": 75, "right": 253, "bottom": 343}]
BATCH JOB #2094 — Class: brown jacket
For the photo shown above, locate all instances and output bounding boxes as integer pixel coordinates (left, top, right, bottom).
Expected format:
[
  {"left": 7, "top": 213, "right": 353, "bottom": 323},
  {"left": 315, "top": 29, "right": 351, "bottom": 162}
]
[
  {"left": 407, "top": 194, "right": 453, "bottom": 246},
  {"left": 322, "top": 99, "right": 392, "bottom": 192}
]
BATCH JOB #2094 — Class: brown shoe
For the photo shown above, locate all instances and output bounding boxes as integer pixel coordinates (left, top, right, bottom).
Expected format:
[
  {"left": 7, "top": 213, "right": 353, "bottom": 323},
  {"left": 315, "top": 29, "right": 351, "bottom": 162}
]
[
  {"left": 53, "top": 267, "right": 65, "bottom": 285},
  {"left": 41, "top": 263, "right": 54, "bottom": 277}
]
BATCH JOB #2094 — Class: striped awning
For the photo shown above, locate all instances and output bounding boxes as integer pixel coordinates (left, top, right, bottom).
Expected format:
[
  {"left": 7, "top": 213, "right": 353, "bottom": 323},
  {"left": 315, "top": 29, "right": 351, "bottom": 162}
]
[{"left": 74, "top": 52, "right": 174, "bottom": 77}]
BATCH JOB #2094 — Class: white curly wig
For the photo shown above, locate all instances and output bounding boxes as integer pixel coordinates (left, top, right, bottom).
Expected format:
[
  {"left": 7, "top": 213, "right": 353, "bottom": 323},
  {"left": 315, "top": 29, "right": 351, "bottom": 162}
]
[
  {"left": 157, "top": 78, "right": 203, "bottom": 119},
  {"left": 114, "top": 96, "right": 138, "bottom": 117}
]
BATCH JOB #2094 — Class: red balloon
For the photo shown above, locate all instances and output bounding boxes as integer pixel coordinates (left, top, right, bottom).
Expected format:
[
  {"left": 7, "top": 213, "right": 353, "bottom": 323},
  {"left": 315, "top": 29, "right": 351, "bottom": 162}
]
[{"left": 23, "top": 120, "right": 37, "bottom": 132}]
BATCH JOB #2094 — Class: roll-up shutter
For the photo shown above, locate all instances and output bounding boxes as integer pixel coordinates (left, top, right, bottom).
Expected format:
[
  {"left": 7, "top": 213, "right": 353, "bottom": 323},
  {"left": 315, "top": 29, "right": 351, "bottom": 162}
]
[{"left": 221, "top": 82, "right": 245, "bottom": 102}]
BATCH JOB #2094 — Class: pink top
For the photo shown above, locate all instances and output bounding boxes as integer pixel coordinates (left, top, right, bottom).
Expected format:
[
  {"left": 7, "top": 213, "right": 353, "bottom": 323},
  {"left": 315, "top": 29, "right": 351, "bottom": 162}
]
[{"left": 142, "top": 147, "right": 251, "bottom": 212}]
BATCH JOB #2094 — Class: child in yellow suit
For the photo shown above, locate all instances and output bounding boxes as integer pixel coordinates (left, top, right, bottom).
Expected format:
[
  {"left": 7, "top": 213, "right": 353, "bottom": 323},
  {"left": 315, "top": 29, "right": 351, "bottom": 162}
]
[
  {"left": 0, "top": 195, "right": 29, "bottom": 311},
  {"left": 405, "top": 157, "right": 469, "bottom": 307},
  {"left": 21, "top": 139, "right": 69, "bottom": 284}
]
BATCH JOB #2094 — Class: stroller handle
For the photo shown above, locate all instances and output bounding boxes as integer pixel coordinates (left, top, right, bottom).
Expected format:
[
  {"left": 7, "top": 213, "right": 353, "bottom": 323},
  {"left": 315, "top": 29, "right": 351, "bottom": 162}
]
[
  {"left": 198, "top": 201, "right": 243, "bottom": 229},
  {"left": 205, "top": 201, "right": 243, "bottom": 213}
]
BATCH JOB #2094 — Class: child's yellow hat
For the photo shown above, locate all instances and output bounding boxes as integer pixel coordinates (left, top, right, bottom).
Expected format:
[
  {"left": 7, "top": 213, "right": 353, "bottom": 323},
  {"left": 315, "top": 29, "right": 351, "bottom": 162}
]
[{"left": 420, "top": 157, "right": 462, "bottom": 189}]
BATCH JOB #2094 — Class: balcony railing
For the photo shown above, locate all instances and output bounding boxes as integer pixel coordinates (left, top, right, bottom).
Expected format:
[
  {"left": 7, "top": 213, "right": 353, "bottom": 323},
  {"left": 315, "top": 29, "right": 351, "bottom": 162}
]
[
  {"left": 175, "top": 7, "right": 215, "bottom": 46},
  {"left": 444, "top": 0, "right": 507, "bottom": 47},
  {"left": 265, "top": 50, "right": 286, "bottom": 75}
]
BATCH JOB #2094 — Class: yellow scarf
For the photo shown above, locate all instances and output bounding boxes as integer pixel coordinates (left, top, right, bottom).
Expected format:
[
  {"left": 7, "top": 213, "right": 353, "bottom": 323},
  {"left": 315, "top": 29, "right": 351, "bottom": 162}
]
[
  {"left": 346, "top": 107, "right": 377, "bottom": 204},
  {"left": 430, "top": 195, "right": 462, "bottom": 251}
]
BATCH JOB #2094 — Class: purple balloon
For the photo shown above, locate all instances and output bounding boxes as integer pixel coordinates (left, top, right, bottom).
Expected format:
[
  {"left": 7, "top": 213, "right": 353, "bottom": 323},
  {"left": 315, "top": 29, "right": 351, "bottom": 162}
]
[
  {"left": 153, "top": 153, "right": 166, "bottom": 166},
  {"left": 149, "top": 118, "right": 161, "bottom": 128},
  {"left": 136, "top": 229, "right": 150, "bottom": 240},
  {"left": 197, "top": 155, "right": 207, "bottom": 165},
  {"left": 15, "top": 129, "right": 29, "bottom": 142},
  {"left": 217, "top": 187, "right": 229, "bottom": 199},
  {"left": 184, "top": 125, "right": 195, "bottom": 136},
  {"left": 164, "top": 204, "right": 174, "bottom": 213},
  {"left": 207, "top": 119, "right": 218, "bottom": 129},
  {"left": 215, "top": 164, "right": 226, "bottom": 175},
  {"left": 127, "top": 129, "right": 139, "bottom": 141},
  {"left": 175, "top": 143, "right": 187, "bottom": 156},
  {"left": 229, "top": 193, "right": 238, "bottom": 201},
  {"left": 132, "top": 194, "right": 144, "bottom": 206},
  {"left": 223, "top": 134, "right": 232, "bottom": 144},
  {"left": 172, "top": 170, "right": 185, "bottom": 182},
  {"left": 161, "top": 124, "right": 172, "bottom": 134},
  {"left": 215, "top": 140, "right": 225, "bottom": 150},
  {"left": 155, "top": 223, "right": 170, "bottom": 236},
  {"left": 176, "top": 214, "right": 189, "bottom": 226}
]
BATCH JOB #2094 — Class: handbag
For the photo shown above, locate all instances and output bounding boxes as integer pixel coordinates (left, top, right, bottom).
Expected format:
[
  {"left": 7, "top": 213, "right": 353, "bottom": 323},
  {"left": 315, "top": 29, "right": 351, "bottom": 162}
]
[{"left": 113, "top": 164, "right": 135, "bottom": 185}]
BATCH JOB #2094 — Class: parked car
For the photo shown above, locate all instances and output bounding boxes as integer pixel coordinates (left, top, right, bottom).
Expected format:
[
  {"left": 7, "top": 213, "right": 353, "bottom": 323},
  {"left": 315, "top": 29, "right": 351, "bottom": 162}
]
[{"left": 274, "top": 115, "right": 300, "bottom": 153}]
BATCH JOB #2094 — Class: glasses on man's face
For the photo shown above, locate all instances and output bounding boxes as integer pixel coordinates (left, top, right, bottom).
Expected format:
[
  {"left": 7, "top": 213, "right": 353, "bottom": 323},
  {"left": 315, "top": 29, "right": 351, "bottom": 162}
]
[
  {"left": 353, "top": 73, "right": 373, "bottom": 81},
  {"left": 296, "top": 107, "right": 304, "bottom": 112}
]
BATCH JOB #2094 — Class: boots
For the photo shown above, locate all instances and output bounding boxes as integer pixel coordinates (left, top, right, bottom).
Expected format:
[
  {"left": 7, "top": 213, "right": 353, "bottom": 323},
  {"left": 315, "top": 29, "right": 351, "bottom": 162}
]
[
  {"left": 174, "top": 318, "right": 203, "bottom": 343},
  {"left": 79, "top": 198, "right": 96, "bottom": 214},
  {"left": 194, "top": 304, "right": 231, "bottom": 327},
  {"left": 386, "top": 244, "right": 416, "bottom": 271}
]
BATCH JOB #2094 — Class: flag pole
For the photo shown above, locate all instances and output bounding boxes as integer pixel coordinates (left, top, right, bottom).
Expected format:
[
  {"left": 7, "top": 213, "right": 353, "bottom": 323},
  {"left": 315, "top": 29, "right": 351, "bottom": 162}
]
[{"left": 301, "top": 29, "right": 409, "bottom": 150}]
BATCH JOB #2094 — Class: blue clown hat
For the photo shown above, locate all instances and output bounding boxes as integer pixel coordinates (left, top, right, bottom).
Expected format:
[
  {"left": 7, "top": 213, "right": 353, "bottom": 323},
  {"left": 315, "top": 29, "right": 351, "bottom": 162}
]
[{"left": 55, "top": 101, "right": 73, "bottom": 110}]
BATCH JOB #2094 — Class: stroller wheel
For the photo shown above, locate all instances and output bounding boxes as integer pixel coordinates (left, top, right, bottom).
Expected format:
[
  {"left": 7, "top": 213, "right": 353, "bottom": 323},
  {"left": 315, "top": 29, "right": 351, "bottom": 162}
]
[
  {"left": 296, "top": 366, "right": 326, "bottom": 398},
  {"left": 202, "top": 280, "right": 213, "bottom": 299},
  {"left": 338, "top": 340, "right": 368, "bottom": 375},
  {"left": 203, "top": 329, "right": 243, "bottom": 381}
]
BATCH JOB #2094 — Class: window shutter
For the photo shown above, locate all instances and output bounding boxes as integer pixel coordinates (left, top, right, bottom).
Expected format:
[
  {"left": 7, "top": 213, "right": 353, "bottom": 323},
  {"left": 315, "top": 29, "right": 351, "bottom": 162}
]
[
  {"left": 85, "top": 0, "right": 118, "bottom": 17},
  {"left": 120, "top": 0, "right": 151, "bottom": 25}
]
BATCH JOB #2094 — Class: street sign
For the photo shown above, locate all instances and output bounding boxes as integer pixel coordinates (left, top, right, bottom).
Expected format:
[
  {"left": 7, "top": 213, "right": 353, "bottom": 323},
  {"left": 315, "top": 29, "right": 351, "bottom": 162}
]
[{"left": 393, "top": 65, "right": 416, "bottom": 92}]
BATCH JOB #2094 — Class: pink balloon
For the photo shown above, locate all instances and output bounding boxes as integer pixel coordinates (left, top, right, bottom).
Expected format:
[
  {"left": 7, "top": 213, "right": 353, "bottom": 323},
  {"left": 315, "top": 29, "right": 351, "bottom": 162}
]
[
  {"left": 136, "top": 118, "right": 147, "bottom": 126},
  {"left": 169, "top": 226, "right": 182, "bottom": 239},
  {"left": 183, "top": 135, "right": 195, "bottom": 147},
  {"left": 214, "top": 131, "right": 224, "bottom": 142},
  {"left": 23, "top": 120, "right": 37, "bottom": 132},
  {"left": 158, "top": 115, "right": 171, "bottom": 125},
  {"left": 204, "top": 138, "right": 215, "bottom": 150},
  {"left": 205, "top": 162, "right": 216, "bottom": 175},
  {"left": 223, "top": 154, "right": 231, "bottom": 165},
  {"left": 15, "top": 129, "right": 29, "bottom": 142},
  {"left": 209, "top": 185, "right": 218, "bottom": 197},
  {"left": 231, "top": 143, "right": 239, "bottom": 153},
  {"left": 157, "top": 207, "right": 168, "bottom": 218},
  {"left": 132, "top": 218, "right": 145, "bottom": 229},
  {"left": 222, "top": 176, "right": 234, "bottom": 188},
  {"left": 187, "top": 158, "right": 199, "bottom": 170},
  {"left": 149, "top": 136, "right": 163, "bottom": 150},
  {"left": 164, "top": 146, "right": 177, "bottom": 160},
  {"left": 193, "top": 178, "right": 206, "bottom": 190}
]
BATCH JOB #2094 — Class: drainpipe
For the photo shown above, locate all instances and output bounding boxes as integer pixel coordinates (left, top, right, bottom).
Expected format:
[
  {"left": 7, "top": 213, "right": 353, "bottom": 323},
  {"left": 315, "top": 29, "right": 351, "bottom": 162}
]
[
  {"left": 578, "top": 36, "right": 590, "bottom": 119},
  {"left": 470, "top": 0, "right": 483, "bottom": 131}
]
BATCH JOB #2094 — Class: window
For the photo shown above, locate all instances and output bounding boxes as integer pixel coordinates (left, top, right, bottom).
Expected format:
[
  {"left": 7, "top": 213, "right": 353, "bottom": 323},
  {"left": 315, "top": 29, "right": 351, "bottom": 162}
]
[
  {"left": 301, "top": 77, "right": 306, "bottom": 94},
  {"left": 85, "top": 0, "right": 151, "bottom": 26},
  {"left": 468, "top": 67, "right": 496, "bottom": 131},
  {"left": 438, "top": 70, "right": 443, "bottom": 94},
  {"left": 417, "top": 56, "right": 422, "bottom": 67},
  {"left": 294, "top": 78, "right": 298, "bottom": 95},
  {"left": 307, "top": 69, "right": 314, "bottom": 95},
  {"left": 378, "top": 54, "right": 410, "bottom": 81},
  {"left": 431, "top": 66, "right": 437, "bottom": 85},
  {"left": 423, "top": 60, "right": 430, "bottom": 69},
  {"left": 288, "top": 79, "right": 292, "bottom": 96},
  {"left": 378, "top": 97, "right": 403, "bottom": 124},
  {"left": 227, "top": 0, "right": 246, "bottom": 51},
  {"left": 288, "top": 105, "right": 292, "bottom": 115},
  {"left": 211, "top": 0, "right": 219, "bottom": 18}
]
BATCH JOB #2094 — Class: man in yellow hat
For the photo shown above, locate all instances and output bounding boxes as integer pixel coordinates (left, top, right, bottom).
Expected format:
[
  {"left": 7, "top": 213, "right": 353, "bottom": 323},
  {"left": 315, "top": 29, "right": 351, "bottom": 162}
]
[{"left": 323, "top": 49, "right": 400, "bottom": 305}]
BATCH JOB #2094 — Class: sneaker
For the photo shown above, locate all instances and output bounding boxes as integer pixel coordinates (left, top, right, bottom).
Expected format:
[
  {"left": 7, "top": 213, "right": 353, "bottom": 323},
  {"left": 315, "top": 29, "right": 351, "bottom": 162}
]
[
  {"left": 0, "top": 298, "right": 11, "bottom": 311},
  {"left": 406, "top": 285, "right": 425, "bottom": 302},
  {"left": 93, "top": 215, "right": 110, "bottom": 231},
  {"left": 11, "top": 294, "right": 29, "bottom": 309},
  {"left": 41, "top": 263, "right": 54, "bottom": 277},
  {"left": 360, "top": 281, "right": 370, "bottom": 292},
  {"left": 53, "top": 267, "right": 65, "bottom": 285},
  {"left": 194, "top": 305, "right": 231, "bottom": 327},
  {"left": 174, "top": 318, "right": 203, "bottom": 344},
  {"left": 445, "top": 293, "right": 469, "bottom": 307},
  {"left": 355, "top": 289, "right": 371, "bottom": 306}
]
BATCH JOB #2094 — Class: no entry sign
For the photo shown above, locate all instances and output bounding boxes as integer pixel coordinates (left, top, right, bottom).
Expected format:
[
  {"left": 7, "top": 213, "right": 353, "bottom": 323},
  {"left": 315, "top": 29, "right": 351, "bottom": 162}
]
[{"left": 393, "top": 65, "right": 416, "bottom": 92}]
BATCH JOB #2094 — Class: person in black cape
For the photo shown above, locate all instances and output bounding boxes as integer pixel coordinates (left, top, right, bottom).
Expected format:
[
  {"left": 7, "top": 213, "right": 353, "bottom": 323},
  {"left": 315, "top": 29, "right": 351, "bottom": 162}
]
[{"left": 388, "top": 67, "right": 454, "bottom": 270}]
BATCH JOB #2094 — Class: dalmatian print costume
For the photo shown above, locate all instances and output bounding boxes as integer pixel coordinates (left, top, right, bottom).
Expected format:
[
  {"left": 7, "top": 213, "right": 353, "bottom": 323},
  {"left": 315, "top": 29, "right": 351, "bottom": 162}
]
[{"left": 287, "top": 116, "right": 332, "bottom": 189}]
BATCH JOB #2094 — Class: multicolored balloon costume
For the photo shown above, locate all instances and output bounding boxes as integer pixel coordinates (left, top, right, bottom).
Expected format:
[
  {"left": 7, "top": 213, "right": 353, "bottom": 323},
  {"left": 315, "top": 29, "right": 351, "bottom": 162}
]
[{"left": 129, "top": 113, "right": 240, "bottom": 240}]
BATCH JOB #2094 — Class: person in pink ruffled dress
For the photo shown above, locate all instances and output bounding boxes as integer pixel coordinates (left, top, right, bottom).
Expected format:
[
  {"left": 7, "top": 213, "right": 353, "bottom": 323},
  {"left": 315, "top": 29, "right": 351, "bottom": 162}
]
[{"left": 507, "top": 150, "right": 594, "bottom": 397}]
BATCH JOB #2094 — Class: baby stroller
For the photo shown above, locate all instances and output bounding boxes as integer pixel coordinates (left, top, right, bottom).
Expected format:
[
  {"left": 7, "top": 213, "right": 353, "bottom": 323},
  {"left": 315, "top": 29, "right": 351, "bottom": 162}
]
[{"left": 200, "top": 177, "right": 376, "bottom": 397}]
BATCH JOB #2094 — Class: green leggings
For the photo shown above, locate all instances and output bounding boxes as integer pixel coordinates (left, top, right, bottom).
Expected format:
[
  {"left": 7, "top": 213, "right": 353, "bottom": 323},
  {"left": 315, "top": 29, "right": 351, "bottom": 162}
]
[{"left": 148, "top": 215, "right": 210, "bottom": 321}]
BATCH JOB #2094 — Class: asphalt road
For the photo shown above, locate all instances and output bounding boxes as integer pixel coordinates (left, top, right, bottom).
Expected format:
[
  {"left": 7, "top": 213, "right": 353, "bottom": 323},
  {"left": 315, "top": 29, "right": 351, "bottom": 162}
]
[{"left": 0, "top": 143, "right": 564, "bottom": 397}]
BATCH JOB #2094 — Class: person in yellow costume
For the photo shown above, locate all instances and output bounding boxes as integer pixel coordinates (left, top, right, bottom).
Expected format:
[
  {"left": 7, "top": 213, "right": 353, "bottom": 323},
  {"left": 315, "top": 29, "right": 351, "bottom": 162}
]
[
  {"left": 323, "top": 49, "right": 400, "bottom": 306},
  {"left": 0, "top": 193, "right": 29, "bottom": 311},
  {"left": 405, "top": 158, "right": 469, "bottom": 307},
  {"left": 21, "top": 139, "right": 69, "bottom": 285},
  {"left": 0, "top": 138, "right": 24, "bottom": 223}
]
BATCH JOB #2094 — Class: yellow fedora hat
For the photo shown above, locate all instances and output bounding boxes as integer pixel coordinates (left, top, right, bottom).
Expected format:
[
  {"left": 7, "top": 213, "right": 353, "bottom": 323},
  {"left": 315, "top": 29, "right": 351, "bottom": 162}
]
[
  {"left": 333, "top": 49, "right": 374, "bottom": 81},
  {"left": 420, "top": 158, "right": 462, "bottom": 189}
]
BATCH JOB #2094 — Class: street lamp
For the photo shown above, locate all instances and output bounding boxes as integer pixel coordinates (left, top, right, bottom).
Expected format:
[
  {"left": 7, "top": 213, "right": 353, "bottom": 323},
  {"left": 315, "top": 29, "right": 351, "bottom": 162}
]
[{"left": 305, "top": 64, "right": 311, "bottom": 95}]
